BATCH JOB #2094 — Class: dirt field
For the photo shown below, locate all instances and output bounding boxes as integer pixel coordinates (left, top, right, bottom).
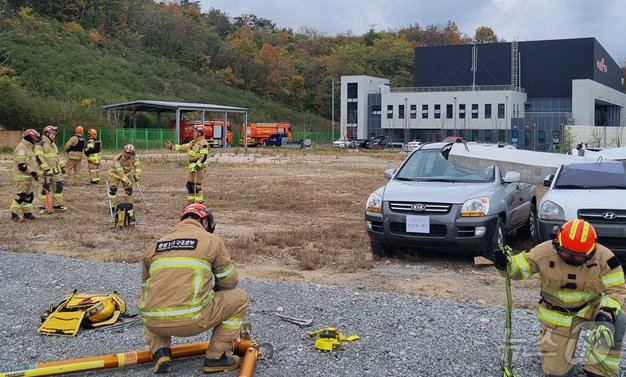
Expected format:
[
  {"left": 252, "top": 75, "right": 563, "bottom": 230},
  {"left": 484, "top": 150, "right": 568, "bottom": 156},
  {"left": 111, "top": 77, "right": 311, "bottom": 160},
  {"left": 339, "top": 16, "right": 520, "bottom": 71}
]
[{"left": 0, "top": 147, "right": 543, "bottom": 308}]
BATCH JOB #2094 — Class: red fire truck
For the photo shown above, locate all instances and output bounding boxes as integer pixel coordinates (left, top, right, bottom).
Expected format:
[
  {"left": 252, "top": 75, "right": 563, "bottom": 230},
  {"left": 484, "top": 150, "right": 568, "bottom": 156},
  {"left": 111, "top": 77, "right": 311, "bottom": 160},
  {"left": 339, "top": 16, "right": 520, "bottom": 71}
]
[
  {"left": 241, "top": 122, "right": 292, "bottom": 146},
  {"left": 170, "top": 120, "right": 232, "bottom": 146}
]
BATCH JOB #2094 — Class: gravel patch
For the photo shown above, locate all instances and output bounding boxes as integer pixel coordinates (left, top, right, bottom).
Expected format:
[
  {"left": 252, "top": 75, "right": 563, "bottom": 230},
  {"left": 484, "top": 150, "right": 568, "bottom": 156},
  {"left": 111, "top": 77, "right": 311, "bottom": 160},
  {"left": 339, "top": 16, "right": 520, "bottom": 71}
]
[{"left": 0, "top": 251, "right": 616, "bottom": 377}]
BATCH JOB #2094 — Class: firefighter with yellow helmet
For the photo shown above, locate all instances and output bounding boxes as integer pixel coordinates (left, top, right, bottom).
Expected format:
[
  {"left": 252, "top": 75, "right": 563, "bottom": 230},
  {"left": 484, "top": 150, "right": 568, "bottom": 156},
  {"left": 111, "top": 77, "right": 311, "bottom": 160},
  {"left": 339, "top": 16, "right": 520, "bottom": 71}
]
[
  {"left": 165, "top": 124, "right": 210, "bottom": 204},
  {"left": 83, "top": 128, "right": 102, "bottom": 184},
  {"left": 63, "top": 125, "right": 85, "bottom": 185},
  {"left": 108, "top": 144, "right": 141, "bottom": 227},
  {"left": 138, "top": 204, "right": 248, "bottom": 374},
  {"left": 494, "top": 219, "right": 626, "bottom": 377},
  {"left": 10, "top": 129, "right": 40, "bottom": 221},
  {"left": 35, "top": 125, "right": 67, "bottom": 213}
]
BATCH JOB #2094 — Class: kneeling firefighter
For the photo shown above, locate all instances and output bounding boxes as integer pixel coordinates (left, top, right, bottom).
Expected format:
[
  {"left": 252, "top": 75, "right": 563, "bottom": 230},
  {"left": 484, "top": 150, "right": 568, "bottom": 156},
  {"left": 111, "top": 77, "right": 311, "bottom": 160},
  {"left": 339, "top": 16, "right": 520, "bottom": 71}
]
[
  {"left": 108, "top": 144, "right": 141, "bottom": 228},
  {"left": 165, "top": 124, "right": 209, "bottom": 204},
  {"left": 494, "top": 219, "right": 626, "bottom": 377},
  {"left": 138, "top": 204, "right": 249, "bottom": 374}
]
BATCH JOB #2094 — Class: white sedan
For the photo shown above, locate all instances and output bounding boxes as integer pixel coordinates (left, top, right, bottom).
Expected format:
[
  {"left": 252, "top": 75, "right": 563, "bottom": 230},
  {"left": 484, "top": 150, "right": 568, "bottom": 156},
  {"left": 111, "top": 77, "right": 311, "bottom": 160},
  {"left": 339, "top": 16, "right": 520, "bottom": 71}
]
[{"left": 332, "top": 137, "right": 355, "bottom": 148}]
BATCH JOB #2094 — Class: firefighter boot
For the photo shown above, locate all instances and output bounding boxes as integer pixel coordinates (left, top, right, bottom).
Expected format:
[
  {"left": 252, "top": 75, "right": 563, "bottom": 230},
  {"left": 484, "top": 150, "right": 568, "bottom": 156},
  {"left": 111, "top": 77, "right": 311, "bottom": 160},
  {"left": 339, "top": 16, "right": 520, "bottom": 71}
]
[
  {"left": 202, "top": 354, "right": 240, "bottom": 373},
  {"left": 23, "top": 213, "right": 36, "bottom": 220},
  {"left": 152, "top": 348, "right": 172, "bottom": 374},
  {"left": 11, "top": 212, "right": 20, "bottom": 221}
]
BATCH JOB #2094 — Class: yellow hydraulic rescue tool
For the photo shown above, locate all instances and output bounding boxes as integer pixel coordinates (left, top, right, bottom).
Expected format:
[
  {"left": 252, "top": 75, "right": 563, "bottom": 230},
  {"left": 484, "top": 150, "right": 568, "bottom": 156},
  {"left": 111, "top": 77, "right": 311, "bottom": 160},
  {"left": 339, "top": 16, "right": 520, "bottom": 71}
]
[{"left": 301, "top": 327, "right": 360, "bottom": 351}]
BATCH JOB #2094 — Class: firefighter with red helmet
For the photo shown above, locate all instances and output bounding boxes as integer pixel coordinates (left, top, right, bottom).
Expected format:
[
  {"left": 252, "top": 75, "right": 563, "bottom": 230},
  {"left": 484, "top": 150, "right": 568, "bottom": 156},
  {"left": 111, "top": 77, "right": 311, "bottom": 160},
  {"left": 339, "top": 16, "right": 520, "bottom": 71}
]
[
  {"left": 108, "top": 144, "right": 141, "bottom": 226},
  {"left": 138, "top": 203, "right": 248, "bottom": 374},
  {"left": 494, "top": 219, "right": 626, "bottom": 377},
  {"left": 83, "top": 128, "right": 101, "bottom": 184},
  {"left": 35, "top": 125, "right": 67, "bottom": 213},
  {"left": 10, "top": 129, "right": 41, "bottom": 221},
  {"left": 63, "top": 125, "right": 85, "bottom": 185},
  {"left": 165, "top": 124, "right": 210, "bottom": 204}
]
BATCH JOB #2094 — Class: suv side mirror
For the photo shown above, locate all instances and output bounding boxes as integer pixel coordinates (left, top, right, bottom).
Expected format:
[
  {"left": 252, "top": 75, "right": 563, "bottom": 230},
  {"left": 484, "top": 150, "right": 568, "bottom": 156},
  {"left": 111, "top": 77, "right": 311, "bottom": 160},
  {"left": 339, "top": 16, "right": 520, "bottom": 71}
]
[
  {"left": 543, "top": 174, "right": 554, "bottom": 187},
  {"left": 503, "top": 171, "right": 521, "bottom": 183},
  {"left": 384, "top": 168, "right": 395, "bottom": 179}
]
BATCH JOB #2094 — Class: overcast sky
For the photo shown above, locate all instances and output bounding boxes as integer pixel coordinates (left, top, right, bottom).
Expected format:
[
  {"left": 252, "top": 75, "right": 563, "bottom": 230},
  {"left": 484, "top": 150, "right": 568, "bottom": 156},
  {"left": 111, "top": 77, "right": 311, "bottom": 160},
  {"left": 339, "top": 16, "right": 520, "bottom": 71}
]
[{"left": 201, "top": 0, "right": 626, "bottom": 64}]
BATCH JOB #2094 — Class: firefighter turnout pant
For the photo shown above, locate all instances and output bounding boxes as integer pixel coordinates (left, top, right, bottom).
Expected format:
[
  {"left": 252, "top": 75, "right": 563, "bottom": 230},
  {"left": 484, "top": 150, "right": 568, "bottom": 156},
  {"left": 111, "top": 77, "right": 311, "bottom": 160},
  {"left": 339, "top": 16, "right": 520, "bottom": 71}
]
[
  {"left": 144, "top": 288, "right": 249, "bottom": 360},
  {"left": 10, "top": 179, "right": 36, "bottom": 216},
  {"left": 108, "top": 176, "right": 133, "bottom": 208},
  {"left": 186, "top": 167, "right": 206, "bottom": 204},
  {"left": 539, "top": 313, "right": 625, "bottom": 377},
  {"left": 38, "top": 173, "right": 64, "bottom": 211},
  {"left": 64, "top": 154, "right": 82, "bottom": 184},
  {"left": 87, "top": 160, "right": 100, "bottom": 184}
]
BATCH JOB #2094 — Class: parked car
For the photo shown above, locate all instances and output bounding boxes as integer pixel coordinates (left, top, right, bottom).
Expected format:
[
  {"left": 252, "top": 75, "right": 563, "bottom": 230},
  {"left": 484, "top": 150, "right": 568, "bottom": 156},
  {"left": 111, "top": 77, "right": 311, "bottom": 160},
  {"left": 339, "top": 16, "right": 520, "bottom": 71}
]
[
  {"left": 366, "top": 135, "right": 388, "bottom": 150},
  {"left": 538, "top": 161, "right": 626, "bottom": 257},
  {"left": 332, "top": 137, "right": 354, "bottom": 148},
  {"left": 365, "top": 141, "right": 538, "bottom": 258}
]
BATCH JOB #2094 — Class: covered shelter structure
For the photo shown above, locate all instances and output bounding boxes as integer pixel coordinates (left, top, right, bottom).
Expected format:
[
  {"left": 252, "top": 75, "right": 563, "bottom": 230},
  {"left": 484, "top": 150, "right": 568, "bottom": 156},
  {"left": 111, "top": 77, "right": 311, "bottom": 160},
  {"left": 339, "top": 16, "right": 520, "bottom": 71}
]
[{"left": 102, "top": 100, "right": 249, "bottom": 148}]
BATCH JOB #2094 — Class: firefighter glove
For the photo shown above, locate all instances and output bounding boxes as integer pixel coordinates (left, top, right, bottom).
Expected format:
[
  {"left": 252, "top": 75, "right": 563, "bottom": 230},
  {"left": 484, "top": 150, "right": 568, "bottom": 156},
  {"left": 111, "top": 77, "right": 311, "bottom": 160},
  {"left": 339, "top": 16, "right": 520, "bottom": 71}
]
[
  {"left": 588, "top": 324, "right": 615, "bottom": 349},
  {"left": 61, "top": 167, "right": 66, "bottom": 174},
  {"left": 165, "top": 140, "right": 173, "bottom": 150},
  {"left": 195, "top": 161, "right": 203, "bottom": 169},
  {"left": 188, "top": 163, "right": 198, "bottom": 173},
  {"left": 133, "top": 174, "right": 140, "bottom": 182},
  {"left": 493, "top": 247, "right": 509, "bottom": 271},
  {"left": 30, "top": 171, "right": 39, "bottom": 178}
]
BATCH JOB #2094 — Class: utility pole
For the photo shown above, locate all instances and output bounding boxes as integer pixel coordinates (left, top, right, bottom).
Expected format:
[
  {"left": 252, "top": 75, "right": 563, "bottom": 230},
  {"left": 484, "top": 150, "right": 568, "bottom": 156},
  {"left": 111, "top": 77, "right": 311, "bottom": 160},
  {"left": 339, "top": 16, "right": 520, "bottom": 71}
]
[
  {"left": 331, "top": 78, "right": 335, "bottom": 142},
  {"left": 404, "top": 98, "right": 408, "bottom": 144}
]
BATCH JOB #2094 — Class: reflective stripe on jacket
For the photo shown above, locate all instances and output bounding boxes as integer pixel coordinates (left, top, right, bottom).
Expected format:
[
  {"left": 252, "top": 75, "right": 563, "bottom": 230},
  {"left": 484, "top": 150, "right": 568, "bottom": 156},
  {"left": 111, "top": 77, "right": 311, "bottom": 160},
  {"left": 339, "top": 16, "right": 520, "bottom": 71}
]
[
  {"left": 108, "top": 153, "right": 141, "bottom": 182},
  {"left": 173, "top": 136, "right": 209, "bottom": 165},
  {"left": 34, "top": 135, "right": 63, "bottom": 173}
]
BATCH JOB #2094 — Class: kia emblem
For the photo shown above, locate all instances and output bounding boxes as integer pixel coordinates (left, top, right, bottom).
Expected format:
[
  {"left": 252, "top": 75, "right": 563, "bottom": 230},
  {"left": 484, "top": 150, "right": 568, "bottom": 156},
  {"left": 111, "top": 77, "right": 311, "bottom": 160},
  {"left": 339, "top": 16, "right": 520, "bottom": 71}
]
[
  {"left": 601, "top": 212, "right": 617, "bottom": 220},
  {"left": 411, "top": 203, "right": 426, "bottom": 211}
]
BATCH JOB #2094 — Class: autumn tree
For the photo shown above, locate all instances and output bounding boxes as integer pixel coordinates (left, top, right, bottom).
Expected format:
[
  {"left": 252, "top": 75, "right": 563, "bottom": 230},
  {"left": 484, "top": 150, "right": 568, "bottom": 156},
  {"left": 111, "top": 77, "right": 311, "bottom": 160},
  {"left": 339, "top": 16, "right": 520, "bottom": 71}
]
[{"left": 474, "top": 26, "right": 500, "bottom": 43}]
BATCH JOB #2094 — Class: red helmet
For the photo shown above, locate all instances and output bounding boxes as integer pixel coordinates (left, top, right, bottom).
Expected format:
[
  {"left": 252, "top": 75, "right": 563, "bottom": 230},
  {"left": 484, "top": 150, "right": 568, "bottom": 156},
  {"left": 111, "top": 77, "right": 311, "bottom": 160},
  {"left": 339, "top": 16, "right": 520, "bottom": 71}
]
[
  {"left": 555, "top": 219, "right": 597, "bottom": 265},
  {"left": 193, "top": 124, "right": 206, "bottom": 134},
  {"left": 88, "top": 128, "right": 97, "bottom": 137},
  {"left": 123, "top": 144, "right": 135, "bottom": 156},
  {"left": 43, "top": 125, "right": 58, "bottom": 136},
  {"left": 180, "top": 203, "right": 215, "bottom": 233},
  {"left": 75, "top": 125, "right": 84, "bottom": 133},
  {"left": 23, "top": 129, "right": 40, "bottom": 143}
]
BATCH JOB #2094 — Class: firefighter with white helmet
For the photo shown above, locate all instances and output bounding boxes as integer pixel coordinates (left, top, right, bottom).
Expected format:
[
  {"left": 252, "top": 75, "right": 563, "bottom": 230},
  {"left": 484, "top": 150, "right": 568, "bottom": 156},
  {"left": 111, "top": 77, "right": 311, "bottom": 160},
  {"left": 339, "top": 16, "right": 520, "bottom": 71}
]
[
  {"left": 138, "top": 204, "right": 248, "bottom": 374},
  {"left": 108, "top": 144, "right": 141, "bottom": 227},
  {"left": 10, "top": 129, "right": 40, "bottom": 221},
  {"left": 35, "top": 125, "right": 67, "bottom": 213},
  {"left": 63, "top": 125, "right": 85, "bottom": 185},
  {"left": 494, "top": 219, "right": 626, "bottom": 377},
  {"left": 84, "top": 128, "right": 102, "bottom": 184},
  {"left": 165, "top": 124, "right": 210, "bottom": 204}
]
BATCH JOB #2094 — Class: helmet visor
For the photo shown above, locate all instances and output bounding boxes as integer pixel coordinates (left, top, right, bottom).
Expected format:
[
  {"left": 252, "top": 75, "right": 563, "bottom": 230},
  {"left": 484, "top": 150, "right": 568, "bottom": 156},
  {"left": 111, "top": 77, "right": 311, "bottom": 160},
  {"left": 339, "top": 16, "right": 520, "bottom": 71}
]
[{"left": 557, "top": 245, "right": 595, "bottom": 266}]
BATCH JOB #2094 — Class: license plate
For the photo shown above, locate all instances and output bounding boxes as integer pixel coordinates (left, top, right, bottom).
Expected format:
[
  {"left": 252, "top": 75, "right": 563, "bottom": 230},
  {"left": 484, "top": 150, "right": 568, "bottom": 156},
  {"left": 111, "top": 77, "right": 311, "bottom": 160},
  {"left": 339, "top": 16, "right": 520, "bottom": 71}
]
[{"left": 406, "top": 215, "right": 429, "bottom": 233}]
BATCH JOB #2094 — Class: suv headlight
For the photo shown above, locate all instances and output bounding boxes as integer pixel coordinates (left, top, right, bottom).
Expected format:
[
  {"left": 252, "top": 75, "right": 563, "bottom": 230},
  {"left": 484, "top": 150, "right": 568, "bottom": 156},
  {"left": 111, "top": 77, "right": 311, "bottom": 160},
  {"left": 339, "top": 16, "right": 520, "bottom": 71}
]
[
  {"left": 461, "top": 197, "right": 489, "bottom": 216},
  {"left": 366, "top": 193, "right": 383, "bottom": 213},
  {"left": 539, "top": 200, "right": 565, "bottom": 221}
]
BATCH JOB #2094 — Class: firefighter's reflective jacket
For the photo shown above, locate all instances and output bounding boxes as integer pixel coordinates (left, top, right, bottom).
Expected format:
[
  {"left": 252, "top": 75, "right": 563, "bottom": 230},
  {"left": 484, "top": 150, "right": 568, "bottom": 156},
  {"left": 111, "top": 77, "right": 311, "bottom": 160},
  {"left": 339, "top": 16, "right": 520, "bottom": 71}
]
[
  {"left": 173, "top": 136, "right": 209, "bottom": 171},
  {"left": 508, "top": 241, "right": 626, "bottom": 329},
  {"left": 13, "top": 139, "right": 37, "bottom": 182},
  {"left": 109, "top": 152, "right": 141, "bottom": 184},
  {"left": 34, "top": 135, "right": 64, "bottom": 174},
  {"left": 137, "top": 218, "right": 238, "bottom": 327},
  {"left": 84, "top": 137, "right": 101, "bottom": 164},
  {"left": 64, "top": 134, "right": 85, "bottom": 160}
]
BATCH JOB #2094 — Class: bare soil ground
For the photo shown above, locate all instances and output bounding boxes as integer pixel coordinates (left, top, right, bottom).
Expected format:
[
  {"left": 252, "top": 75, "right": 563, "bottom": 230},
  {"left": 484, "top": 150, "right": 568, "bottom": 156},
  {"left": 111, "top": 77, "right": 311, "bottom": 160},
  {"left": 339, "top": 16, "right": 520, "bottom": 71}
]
[{"left": 0, "top": 147, "right": 543, "bottom": 309}]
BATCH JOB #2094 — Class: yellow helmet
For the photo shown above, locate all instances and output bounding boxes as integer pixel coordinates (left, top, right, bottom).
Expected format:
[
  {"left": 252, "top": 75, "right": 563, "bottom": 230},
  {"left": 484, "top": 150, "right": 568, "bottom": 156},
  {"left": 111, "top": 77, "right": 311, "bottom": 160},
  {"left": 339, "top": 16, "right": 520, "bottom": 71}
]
[{"left": 86, "top": 298, "right": 116, "bottom": 323}]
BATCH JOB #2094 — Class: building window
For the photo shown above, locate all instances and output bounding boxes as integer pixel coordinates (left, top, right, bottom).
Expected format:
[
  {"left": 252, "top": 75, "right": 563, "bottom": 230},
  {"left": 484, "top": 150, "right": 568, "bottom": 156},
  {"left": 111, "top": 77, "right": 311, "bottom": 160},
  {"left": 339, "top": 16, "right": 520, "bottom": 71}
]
[
  {"left": 485, "top": 130, "right": 492, "bottom": 142},
  {"left": 370, "top": 105, "right": 381, "bottom": 115},
  {"left": 485, "top": 104, "right": 492, "bottom": 119},
  {"left": 459, "top": 104, "right": 466, "bottom": 119},
  {"left": 497, "top": 103, "right": 505, "bottom": 119},
  {"left": 471, "top": 104, "right": 479, "bottom": 119},
  {"left": 387, "top": 105, "right": 393, "bottom": 119},
  {"left": 471, "top": 129, "right": 478, "bottom": 141},
  {"left": 410, "top": 104, "right": 417, "bottom": 119},
  {"left": 347, "top": 83, "right": 358, "bottom": 99},
  {"left": 446, "top": 104, "right": 453, "bottom": 119},
  {"left": 538, "top": 130, "right": 545, "bottom": 144},
  {"left": 434, "top": 104, "right": 441, "bottom": 119},
  {"left": 399, "top": 104, "right": 405, "bottom": 119},
  {"left": 347, "top": 102, "right": 358, "bottom": 124},
  {"left": 422, "top": 104, "right": 428, "bottom": 119}
]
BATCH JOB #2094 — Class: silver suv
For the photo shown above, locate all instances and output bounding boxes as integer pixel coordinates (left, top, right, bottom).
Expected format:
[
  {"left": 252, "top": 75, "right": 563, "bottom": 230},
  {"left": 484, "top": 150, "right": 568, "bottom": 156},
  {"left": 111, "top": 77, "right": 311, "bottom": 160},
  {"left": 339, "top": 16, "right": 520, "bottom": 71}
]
[{"left": 365, "top": 142, "right": 538, "bottom": 258}]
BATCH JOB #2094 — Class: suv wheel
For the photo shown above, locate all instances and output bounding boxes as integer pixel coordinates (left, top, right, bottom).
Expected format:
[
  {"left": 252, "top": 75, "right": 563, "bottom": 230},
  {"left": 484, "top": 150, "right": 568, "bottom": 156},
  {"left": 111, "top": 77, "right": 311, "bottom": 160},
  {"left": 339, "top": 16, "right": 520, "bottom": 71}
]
[
  {"left": 484, "top": 218, "right": 506, "bottom": 259},
  {"left": 518, "top": 203, "right": 538, "bottom": 243},
  {"left": 370, "top": 241, "right": 390, "bottom": 258}
]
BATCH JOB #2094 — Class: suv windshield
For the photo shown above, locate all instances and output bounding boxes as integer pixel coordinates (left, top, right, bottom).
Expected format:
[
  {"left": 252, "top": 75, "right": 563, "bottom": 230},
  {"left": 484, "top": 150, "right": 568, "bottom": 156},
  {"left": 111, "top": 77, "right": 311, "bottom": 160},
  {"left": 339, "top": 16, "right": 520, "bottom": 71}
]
[
  {"left": 395, "top": 148, "right": 495, "bottom": 183},
  {"left": 554, "top": 162, "right": 626, "bottom": 189}
]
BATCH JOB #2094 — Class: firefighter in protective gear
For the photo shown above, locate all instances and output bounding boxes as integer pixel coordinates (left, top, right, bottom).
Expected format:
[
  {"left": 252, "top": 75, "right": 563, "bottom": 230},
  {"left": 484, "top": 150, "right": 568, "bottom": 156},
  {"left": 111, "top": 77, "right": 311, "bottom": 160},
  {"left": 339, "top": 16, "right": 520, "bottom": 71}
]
[
  {"left": 84, "top": 128, "right": 101, "bottom": 184},
  {"left": 108, "top": 144, "right": 141, "bottom": 226},
  {"left": 137, "top": 204, "right": 248, "bottom": 374},
  {"left": 165, "top": 125, "right": 209, "bottom": 204},
  {"left": 10, "top": 129, "right": 40, "bottom": 221},
  {"left": 63, "top": 125, "right": 85, "bottom": 185},
  {"left": 494, "top": 219, "right": 626, "bottom": 377},
  {"left": 35, "top": 125, "right": 67, "bottom": 213}
]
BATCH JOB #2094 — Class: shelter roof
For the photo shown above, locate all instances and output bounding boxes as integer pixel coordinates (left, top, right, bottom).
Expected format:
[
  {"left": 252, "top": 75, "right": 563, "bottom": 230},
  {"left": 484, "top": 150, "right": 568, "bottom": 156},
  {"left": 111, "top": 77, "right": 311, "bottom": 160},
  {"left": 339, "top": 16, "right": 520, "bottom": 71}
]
[{"left": 102, "top": 100, "right": 248, "bottom": 113}]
